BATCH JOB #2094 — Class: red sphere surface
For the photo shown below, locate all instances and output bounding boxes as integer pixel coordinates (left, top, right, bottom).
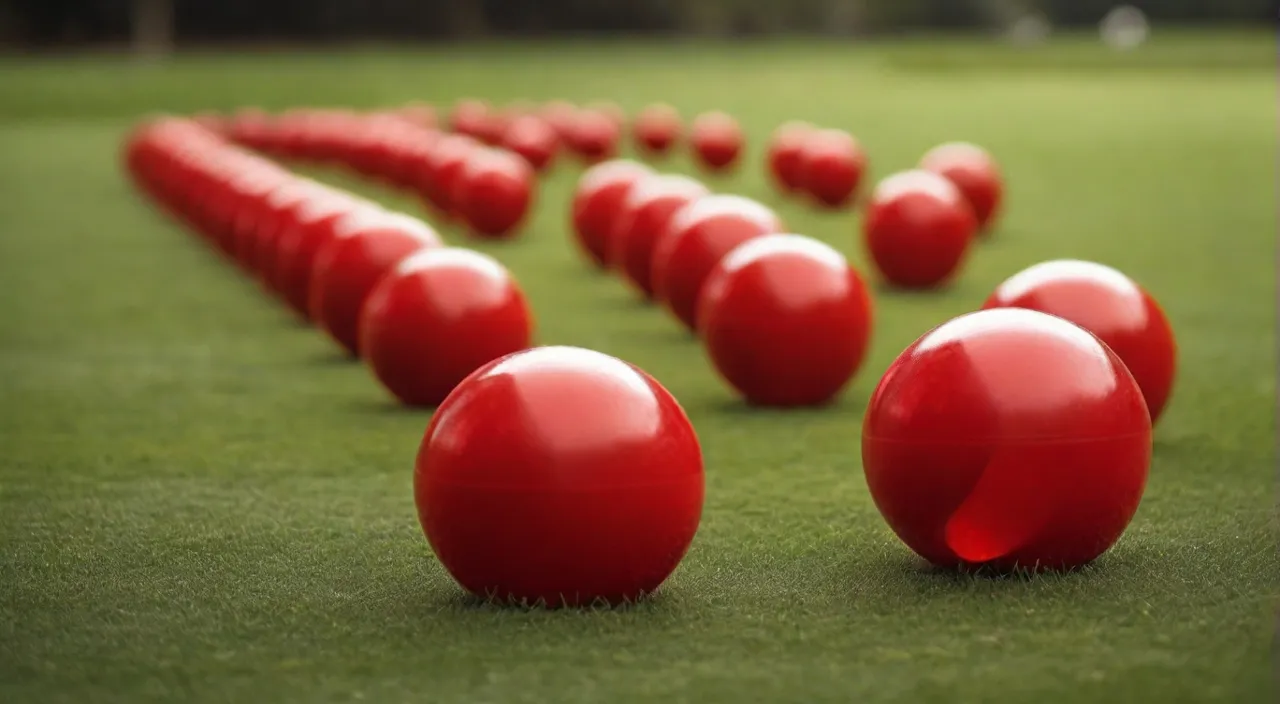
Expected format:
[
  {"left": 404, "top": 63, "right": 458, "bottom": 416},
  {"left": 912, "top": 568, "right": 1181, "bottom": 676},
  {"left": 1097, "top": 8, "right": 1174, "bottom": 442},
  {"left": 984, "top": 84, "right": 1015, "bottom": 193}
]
[
  {"left": 449, "top": 99, "right": 492, "bottom": 140},
  {"left": 798, "top": 128, "right": 867, "bottom": 209},
  {"left": 570, "top": 160, "right": 654, "bottom": 269},
  {"left": 651, "top": 194, "right": 784, "bottom": 333},
  {"left": 982, "top": 259, "right": 1177, "bottom": 424},
  {"left": 420, "top": 134, "right": 479, "bottom": 219},
  {"left": 456, "top": 148, "right": 536, "bottom": 239},
  {"left": 862, "top": 308, "right": 1152, "bottom": 571},
  {"left": 633, "top": 103, "right": 682, "bottom": 156},
  {"left": 415, "top": 345, "right": 704, "bottom": 607},
  {"left": 539, "top": 100, "right": 580, "bottom": 141},
  {"left": 690, "top": 111, "right": 744, "bottom": 172},
  {"left": 698, "top": 234, "right": 874, "bottom": 407},
  {"left": 272, "top": 193, "right": 367, "bottom": 316},
  {"left": 568, "top": 109, "right": 621, "bottom": 163},
  {"left": 767, "top": 121, "right": 815, "bottom": 194},
  {"left": 501, "top": 115, "right": 559, "bottom": 172},
  {"left": 862, "top": 170, "right": 977, "bottom": 289},
  {"left": 359, "top": 248, "right": 534, "bottom": 407},
  {"left": 309, "top": 215, "right": 444, "bottom": 356},
  {"left": 610, "top": 174, "right": 709, "bottom": 299},
  {"left": 921, "top": 142, "right": 1004, "bottom": 232}
]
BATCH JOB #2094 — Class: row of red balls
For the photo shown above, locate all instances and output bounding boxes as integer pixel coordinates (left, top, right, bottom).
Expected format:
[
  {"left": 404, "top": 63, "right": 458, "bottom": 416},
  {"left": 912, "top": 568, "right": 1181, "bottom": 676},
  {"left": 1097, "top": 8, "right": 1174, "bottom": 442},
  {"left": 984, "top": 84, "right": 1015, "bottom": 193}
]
[{"left": 124, "top": 117, "right": 538, "bottom": 408}]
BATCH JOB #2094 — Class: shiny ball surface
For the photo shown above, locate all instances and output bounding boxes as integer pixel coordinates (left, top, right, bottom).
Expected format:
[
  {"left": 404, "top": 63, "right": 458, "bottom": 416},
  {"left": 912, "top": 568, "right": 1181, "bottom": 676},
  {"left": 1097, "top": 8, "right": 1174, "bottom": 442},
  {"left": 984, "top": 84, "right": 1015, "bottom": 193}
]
[
  {"left": 571, "top": 160, "right": 654, "bottom": 269},
  {"left": 501, "top": 115, "right": 559, "bottom": 172},
  {"left": 610, "top": 174, "right": 709, "bottom": 299},
  {"left": 359, "top": 248, "right": 534, "bottom": 407},
  {"left": 415, "top": 345, "right": 704, "bottom": 607},
  {"left": 983, "top": 259, "right": 1177, "bottom": 424},
  {"left": 863, "top": 170, "right": 977, "bottom": 289},
  {"left": 699, "top": 234, "right": 874, "bottom": 407},
  {"left": 862, "top": 308, "right": 1152, "bottom": 571},
  {"left": 799, "top": 128, "right": 867, "bottom": 209},
  {"left": 767, "top": 121, "right": 815, "bottom": 194},
  {"left": 633, "top": 103, "right": 682, "bottom": 156},
  {"left": 651, "top": 195, "right": 784, "bottom": 333},
  {"left": 456, "top": 148, "right": 535, "bottom": 239},
  {"left": 568, "top": 109, "right": 621, "bottom": 163},
  {"left": 690, "top": 111, "right": 743, "bottom": 172},
  {"left": 921, "top": 142, "right": 1004, "bottom": 232}
]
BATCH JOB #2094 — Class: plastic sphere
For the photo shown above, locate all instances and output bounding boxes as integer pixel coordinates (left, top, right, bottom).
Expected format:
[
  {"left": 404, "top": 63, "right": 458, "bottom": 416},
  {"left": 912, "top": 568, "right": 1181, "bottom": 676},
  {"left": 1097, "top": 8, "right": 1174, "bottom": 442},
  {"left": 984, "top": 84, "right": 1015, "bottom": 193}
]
[
  {"left": 568, "top": 109, "right": 621, "bottom": 163},
  {"left": 983, "top": 259, "right": 1177, "bottom": 424},
  {"left": 415, "top": 345, "right": 704, "bottom": 607},
  {"left": 359, "top": 248, "right": 534, "bottom": 407},
  {"left": 501, "top": 115, "right": 559, "bottom": 172},
  {"left": 651, "top": 194, "right": 784, "bottom": 333},
  {"left": 767, "top": 121, "right": 815, "bottom": 194},
  {"left": 921, "top": 142, "right": 1003, "bottom": 232},
  {"left": 799, "top": 128, "right": 868, "bottom": 209},
  {"left": 862, "top": 169, "right": 977, "bottom": 289},
  {"left": 698, "top": 234, "right": 874, "bottom": 407},
  {"left": 456, "top": 148, "right": 535, "bottom": 239},
  {"left": 862, "top": 308, "right": 1152, "bottom": 571},
  {"left": 690, "top": 111, "right": 743, "bottom": 172},
  {"left": 610, "top": 174, "right": 709, "bottom": 299},
  {"left": 571, "top": 160, "right": 655, "bottom": 269},
  {"left": 633, "top": 103, "right": 682, "bottom": 156}
]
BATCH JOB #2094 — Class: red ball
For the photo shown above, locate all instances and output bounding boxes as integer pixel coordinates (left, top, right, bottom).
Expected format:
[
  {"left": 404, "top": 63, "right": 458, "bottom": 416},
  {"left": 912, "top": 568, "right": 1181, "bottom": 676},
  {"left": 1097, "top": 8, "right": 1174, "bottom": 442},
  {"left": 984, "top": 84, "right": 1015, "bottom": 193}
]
[
  {"left": 633, "top": 103, "right": 682, "bottom": 156},
  {"left": 449, "top": 98, "right": 492, "bottom": 140},
  {"left": 982, "top": 259, "right": 1177, "bottom": 424},
  {"left": 421, "top": 134, "right": 479, "bottom": 219},
  {"left": 690, "top": 111, "right": 743, "bottom": 173},
  {"left": 570, "top": 160, "right": 654, "bottom": 269},
  {"left": 610, "top": 174, "right": 709, "bottom": 300},
  {"left": 798, "top": 128, "right": 867, "bottom": 209},
  {"left": 651, "top": 194, "right": 784, "bottom": 333},
  {"left": 359, "top": 248, "right": 534, "bottom": 407},
  {"left": 699, "top": 234, "right": 874, "bottom": 407},
  {"left": 455, "top": 148, "right": 536, "bottom": 239},
  {"left": 272, "top": 193, "right": 368, "bottom": 316},
  {"left": 766, "top": 121, "right": 815, "bottom": 194},
  {"left": 415, "top": 345, "right": 704, "bottom": 607},
  {"left": 568, "top": 109, "right": 621, "bottom": 163},
  {"left": 539, "top": 100, "right": 579, "bottom": 141},
  {"left": 863, "top": 170, "right": 977, "bottom": 289},
  {"left": 309, "top": 214, "right": 444, "bottom": 356},
  {"left": 501, "top": 115, "right": 559, "bottom": 172},
  {"left": 921, "top": 142, "right": 1003, "bottom": 232},
  {"left": 862, "top": 308, "right": 1152, "bottom": 571}
]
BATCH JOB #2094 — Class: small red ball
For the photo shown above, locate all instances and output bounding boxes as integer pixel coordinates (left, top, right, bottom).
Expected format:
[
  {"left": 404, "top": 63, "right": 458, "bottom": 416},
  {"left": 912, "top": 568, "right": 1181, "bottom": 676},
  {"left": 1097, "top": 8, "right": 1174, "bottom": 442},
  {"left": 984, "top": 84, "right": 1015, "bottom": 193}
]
[
  {"left": 570, "top": 160, "right": 654, "bottom": 269},
  {"left": 610, "top": 174, "right": 709, "bottom": 299},
  {"left": 309, "top": 214, "right": 443, "bottom": 356},
  {"left": 921, "top": 142, "right": 1003, "bottom": 232},
  {"left": 415, "top": 345, "right": 704, "bottom": 607},
  {"left": 862, "top": 308, "right": 1152, "bottom": 571},
  {"left": 863, "top": 170, "right": 977, "bottom": 289},
  {"left": 767, "top": 121, "right": 815, "bottom": 194},
  {"left": 982, "top": 259, "right": 1177, "bottom": 424},
  {"left": 421, "top": 134, "right": 480, "bottom": 220},
  {"left": 449, "top": 98, "right": 492, "bottom": 140},
  {"left": 359, "top": 248, "right": 534, "bottom": 407},
  {"left": 456, "top": 148, "right": 536, "bottom": 239},
  {"left": 568, "top": 109, "right": 621, "bottom": 163},
  {"left": 501, "top": 115, "right": 559, "bottom": 172},
  {"left": 651, "top": 194, "right": 784, "bottom": 333},
  {"left": 633, "top": 103, "right": 682, "bottom": 156},
  {"left": 699, "top": 234, "right": 874, "bottom": 407},
  {"left": 798, "top": 128, "right": 868, "bottom": 209},
  {"left": 539, "top": 100, "right": 579, "bottom": 141},
  {"left": 690, "top": 111, "right": 743, "bottom": 173}
]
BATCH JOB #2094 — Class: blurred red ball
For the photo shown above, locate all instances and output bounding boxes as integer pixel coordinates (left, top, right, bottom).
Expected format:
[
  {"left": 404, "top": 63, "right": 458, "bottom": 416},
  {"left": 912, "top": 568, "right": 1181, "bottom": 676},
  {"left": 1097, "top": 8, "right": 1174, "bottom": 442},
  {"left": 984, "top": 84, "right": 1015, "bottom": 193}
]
[
  {"left": 862, "top": 170, "right": 977, "bottom": 289},
  {"left": 921, "top": 142, "right": 1004, "bottom": 232},
  {"left": 798, "top": 128, "right": 867, "bottom": 209},
  {"left": 690, "top": 111, "right": 743, "bottom": 173}
]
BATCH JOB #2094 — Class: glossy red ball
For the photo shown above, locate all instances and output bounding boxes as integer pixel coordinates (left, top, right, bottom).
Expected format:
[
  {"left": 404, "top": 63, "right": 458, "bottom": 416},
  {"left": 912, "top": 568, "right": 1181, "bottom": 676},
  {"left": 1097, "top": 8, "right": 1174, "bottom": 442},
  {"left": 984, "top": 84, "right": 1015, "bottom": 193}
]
[
  {"left": 421, "top": 134, "right": 479, "bottom": 219},
  {"left": 633, "top": 103, "right": 682, "bottom": 156},
  {"left": 449, "top": 98, "right": 492, "bottom": 140},
  {"left": 309, "top": 214, "right": 444, "bottom": 356},
  {"left": 568, "top": 109, "right": 621, "bottom": 163},
  {"left": 456, "top": 148, "right": 535, "bottom": 239},
  {"left": 610, "top": 174, "right": 709, "bottom": 299},
  {"left": 862, "top": 308, "right": 1152, "bottom": 571},
  {"left": 799, "top": 128, "right": 867, "bottom": 209},
  {"left": 359, "top": 248, "right": 534, "bottom": 407},
  {"left": 863, "top": 170, "right": 977, "bottom": 289},
  {"left": 921, "top": 142, "right": 1004, "bottom": 232},
  {"left": 690, "top": 111, "right": 743, "bottom": 172},
  {"left": 699, "top": 234, "right": 874, "bottom": 406},
  {"left": 982, "top": 259, "right": 1177, "bottom": 424},
  {"left": 501, "top": 115, "right": 559, "bottom": 172},
  {"left": 651, "top": 194, "right": 784, "bottom": 333},
  {"left": 766, "top": 121, "right": 815, "bottom": 194},
  {"left": 272, "top": 193, "right": 367, "bottom": 317},
  {"left": 415, "top": 345, "right": 704, "bottom": 607},
  {"left": 570, "top": 160, "right": 654, "bottom": 269}
]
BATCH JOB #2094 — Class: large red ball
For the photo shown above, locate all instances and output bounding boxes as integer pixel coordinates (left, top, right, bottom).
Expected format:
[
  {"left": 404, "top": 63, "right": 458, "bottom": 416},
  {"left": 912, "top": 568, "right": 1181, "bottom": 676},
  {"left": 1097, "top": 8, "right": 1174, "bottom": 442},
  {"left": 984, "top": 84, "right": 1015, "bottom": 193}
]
[
  {"left": 359, "top": 248, "right": 534, "bottom": 407},
  {"left": 863, "top": 170, "right": 977, "bottom": 289},
  {"left": 415, "top": 345, "right": 704, "bottom": 607},
  {"left": 633, "top": 103, "right": 682, "bottom": 157},
  {"left": 921, "top": 142, "right": 1004, "bottom": 232},
  {"left": 698, "top": 234, "right": 874, "bottom": 407},
  {"left": 798, "top": 128, "right": 867, "bottom": 209},
  {"left": 862, "top": 308, "right": 1152, "bottom": 571},
  {"left": 766, "top": 121, "right": 815, "bottom": 194},
  {"left": 651, "top": 194, "right": 784, "bottom": 333},
  {"left": 309, "top": 214, "right": 444, "bottom": 356},
  {"left": 982, "top": 259, "right": 1177, "bottom": 424},
  {"left": 610, "top": 174, "right": 709, "bottom": 300},
  {"left": 570, "top": 160, "right": 654, "bottom": 269},
  {"left": 690, "top": 111, "right": 743, "bottom": 173},
  {"left": 456, "top": 148, "right": 535, "bottom": 239}
]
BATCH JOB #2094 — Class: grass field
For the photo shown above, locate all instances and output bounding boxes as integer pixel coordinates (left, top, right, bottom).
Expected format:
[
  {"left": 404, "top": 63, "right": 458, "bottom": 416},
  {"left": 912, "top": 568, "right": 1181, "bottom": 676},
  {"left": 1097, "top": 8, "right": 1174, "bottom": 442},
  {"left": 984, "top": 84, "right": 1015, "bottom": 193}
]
[{"left": 0, "top": 31, "right": 1276, "bottom": 704}]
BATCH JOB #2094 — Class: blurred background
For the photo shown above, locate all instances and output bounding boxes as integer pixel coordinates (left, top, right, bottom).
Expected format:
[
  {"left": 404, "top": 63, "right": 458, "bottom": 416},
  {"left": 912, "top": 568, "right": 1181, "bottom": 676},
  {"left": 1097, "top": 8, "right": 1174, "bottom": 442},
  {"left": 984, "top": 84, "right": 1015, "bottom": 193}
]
[{"left": 0, "top": 0, "right": 1271, "bottom": 51}]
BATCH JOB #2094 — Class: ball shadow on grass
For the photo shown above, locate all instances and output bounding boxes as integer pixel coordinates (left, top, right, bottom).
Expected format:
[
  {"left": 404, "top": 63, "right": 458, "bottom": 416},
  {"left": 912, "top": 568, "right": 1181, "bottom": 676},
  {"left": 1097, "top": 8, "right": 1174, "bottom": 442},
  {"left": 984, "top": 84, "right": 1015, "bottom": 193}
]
[{"left": 300, "top": 347, "right": 361, "bottom": 367}]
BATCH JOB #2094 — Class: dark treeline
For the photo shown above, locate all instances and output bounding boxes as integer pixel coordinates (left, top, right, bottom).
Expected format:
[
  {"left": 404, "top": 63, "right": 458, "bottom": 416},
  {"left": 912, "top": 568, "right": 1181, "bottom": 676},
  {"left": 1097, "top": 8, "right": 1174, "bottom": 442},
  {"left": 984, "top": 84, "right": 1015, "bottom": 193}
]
[{"left": 1, "top": 0, "right": 1272, "bottom": 45}]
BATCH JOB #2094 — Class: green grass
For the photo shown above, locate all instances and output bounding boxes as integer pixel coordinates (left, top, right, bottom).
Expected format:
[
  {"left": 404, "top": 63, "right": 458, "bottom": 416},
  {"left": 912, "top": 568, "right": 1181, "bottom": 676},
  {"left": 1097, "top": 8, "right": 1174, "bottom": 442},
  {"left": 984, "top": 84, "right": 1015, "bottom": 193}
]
[{"left": 0, "top": 31, "right": 1276, "bottom": 703}]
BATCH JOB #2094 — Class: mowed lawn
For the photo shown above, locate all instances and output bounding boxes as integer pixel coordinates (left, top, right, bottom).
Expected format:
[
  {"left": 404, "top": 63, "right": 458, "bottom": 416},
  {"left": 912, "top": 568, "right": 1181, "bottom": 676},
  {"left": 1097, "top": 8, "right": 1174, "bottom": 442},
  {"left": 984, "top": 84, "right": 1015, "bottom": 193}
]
[{"left": 0, "top": 32, "right": 1275, "bottom": 704}]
